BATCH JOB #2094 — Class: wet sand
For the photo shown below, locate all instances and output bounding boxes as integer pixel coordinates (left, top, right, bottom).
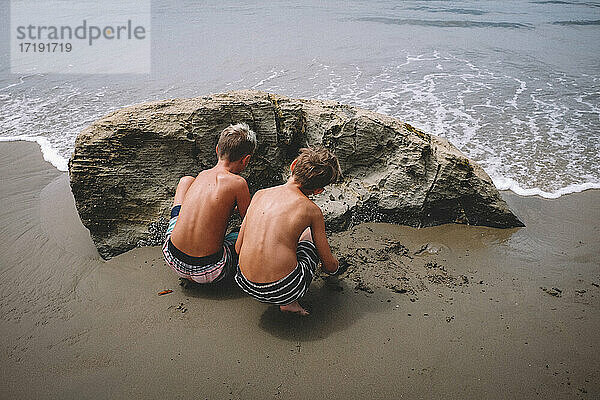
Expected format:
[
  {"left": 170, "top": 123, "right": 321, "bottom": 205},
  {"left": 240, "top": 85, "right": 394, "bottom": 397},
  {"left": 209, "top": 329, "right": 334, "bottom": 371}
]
[{"left": 1, "top": 140, "right": 598, "bottom": 399}]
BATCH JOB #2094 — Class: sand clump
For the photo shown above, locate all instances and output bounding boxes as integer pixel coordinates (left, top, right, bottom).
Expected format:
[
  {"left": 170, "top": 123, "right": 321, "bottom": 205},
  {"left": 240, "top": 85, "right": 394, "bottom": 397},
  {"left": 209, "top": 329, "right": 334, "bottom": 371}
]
[{"left": 324, "top": 223, "right": 470, "bottom": 300}]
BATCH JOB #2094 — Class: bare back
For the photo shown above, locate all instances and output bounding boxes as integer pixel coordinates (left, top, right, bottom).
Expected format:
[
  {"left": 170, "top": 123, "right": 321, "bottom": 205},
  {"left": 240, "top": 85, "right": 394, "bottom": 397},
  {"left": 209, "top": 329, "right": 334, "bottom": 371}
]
[
  {"left": 170, "top": 167, "right": 248, "bottom": 257},
  {"left": 237, "top": 185, "right": 323, "bottom": 282}
]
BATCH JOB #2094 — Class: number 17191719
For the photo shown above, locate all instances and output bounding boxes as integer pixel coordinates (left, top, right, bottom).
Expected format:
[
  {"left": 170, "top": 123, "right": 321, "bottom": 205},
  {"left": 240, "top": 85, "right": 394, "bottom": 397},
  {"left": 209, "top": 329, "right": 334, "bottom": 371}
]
[{"left": 19, "top": 42, "right": 72, "bottom": 52}]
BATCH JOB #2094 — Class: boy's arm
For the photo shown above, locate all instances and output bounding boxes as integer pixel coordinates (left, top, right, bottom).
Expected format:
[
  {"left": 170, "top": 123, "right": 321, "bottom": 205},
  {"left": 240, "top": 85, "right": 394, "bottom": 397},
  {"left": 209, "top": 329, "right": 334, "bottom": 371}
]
[
  {"left": 310, "top": 206, "right": 339, "bottom": 273},
  {"left": 235, "top": 179, "right": 252, "bottom": 219},
  {"left": 235, "top": 216, "right": 246, "bottom": 254}
]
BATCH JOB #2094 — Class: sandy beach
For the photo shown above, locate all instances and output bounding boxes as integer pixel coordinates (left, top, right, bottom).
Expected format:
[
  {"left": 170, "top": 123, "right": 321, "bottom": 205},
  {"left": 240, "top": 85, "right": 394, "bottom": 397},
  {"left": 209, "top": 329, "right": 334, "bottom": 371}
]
[{"left": 1, "top": 140, "right": 598, "bottom": 399}]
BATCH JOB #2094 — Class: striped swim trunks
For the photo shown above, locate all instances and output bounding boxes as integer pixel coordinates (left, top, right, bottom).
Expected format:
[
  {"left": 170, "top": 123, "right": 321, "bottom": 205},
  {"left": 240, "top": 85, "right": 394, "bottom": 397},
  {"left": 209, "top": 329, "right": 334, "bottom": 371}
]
[
  {"left": 234, "top": 240, "right": 319, "bottom": 305},
  {"left": 162, "top": 205, "right": 239, "bottom": 284}
]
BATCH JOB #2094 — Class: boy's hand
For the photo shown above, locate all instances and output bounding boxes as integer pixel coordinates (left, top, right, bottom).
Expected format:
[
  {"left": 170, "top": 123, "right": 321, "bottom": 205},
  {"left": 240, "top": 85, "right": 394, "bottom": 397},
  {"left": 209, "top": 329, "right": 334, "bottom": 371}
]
[
  {"left": 323, "top": 256, "right": 349, "bottom": 276},
  {"left": 332, "top": 256, "right": 349, "bottom": 276}
]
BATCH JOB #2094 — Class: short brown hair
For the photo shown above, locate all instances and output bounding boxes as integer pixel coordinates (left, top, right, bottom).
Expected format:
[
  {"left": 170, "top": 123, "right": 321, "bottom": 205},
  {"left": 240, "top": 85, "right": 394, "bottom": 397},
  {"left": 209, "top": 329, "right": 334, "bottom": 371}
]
[
  {"left": 217, "top": 123, "right": 257, "bottom": 161},
  {"left": 292, "top": 147, "right": 342, "bottom": 190}
]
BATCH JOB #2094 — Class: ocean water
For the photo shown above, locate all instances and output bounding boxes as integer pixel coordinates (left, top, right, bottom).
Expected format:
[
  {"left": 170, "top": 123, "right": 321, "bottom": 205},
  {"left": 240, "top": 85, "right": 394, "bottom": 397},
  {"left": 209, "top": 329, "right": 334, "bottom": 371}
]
[{"left": 0, "top": 0, "right": 599, "bottom": 198}]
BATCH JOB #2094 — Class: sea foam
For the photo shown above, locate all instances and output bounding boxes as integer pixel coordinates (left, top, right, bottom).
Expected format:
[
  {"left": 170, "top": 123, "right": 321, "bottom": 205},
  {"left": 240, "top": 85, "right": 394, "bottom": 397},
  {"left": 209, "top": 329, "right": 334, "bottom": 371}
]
[{"left": 491, "top": 175, "right": 600, "bottom": 199}]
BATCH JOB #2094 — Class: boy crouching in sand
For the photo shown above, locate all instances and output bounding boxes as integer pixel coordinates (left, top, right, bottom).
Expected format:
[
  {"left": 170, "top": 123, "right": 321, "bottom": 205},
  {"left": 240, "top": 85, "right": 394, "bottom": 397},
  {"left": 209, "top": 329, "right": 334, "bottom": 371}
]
[
  {"left": 162, "top": 123, "right": 256, "bottom": 284},
  {"left": 234, "top": 147, "right": 342, "bottom": 315}
]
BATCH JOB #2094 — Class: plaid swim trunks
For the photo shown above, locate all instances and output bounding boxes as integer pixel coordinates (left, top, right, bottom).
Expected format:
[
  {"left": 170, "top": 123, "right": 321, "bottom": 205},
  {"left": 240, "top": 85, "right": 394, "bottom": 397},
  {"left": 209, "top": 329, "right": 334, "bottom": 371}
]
[{"left": 162, "top": 205, "right": 239, "bottom": 284}]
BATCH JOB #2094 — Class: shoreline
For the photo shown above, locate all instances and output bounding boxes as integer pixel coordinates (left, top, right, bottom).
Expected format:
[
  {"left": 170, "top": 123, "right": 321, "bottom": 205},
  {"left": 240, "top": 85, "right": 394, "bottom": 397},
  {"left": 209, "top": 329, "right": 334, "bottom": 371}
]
[{"left": 1, "top": 140, "right": 598, "bottom": 399}]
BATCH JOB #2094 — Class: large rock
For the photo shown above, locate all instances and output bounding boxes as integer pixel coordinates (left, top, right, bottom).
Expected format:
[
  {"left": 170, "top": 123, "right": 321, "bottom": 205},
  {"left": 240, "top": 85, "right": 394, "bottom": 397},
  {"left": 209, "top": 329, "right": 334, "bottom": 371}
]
[{"left": 69, "top": 90, "right": 523, "bottom": 259}]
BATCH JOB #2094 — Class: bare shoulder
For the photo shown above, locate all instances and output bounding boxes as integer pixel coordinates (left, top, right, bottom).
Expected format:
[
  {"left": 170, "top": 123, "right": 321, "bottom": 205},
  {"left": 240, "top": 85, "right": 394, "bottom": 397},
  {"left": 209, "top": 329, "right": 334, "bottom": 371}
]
[
  {"left": 248, "top": 187, "right": 266, "bottom": 203},
  {"left": 219, "top": 171, "right": 248, "bottom": 190},
  {"left": 257, "top": 185, "right": 280, "bottom": 197},
  {"left": 196, "top": 169, "right": 210, "bottom": 178},
  {"left": 254, "top": 187, "right": 267, "bottom": 196},
  {"left": 231, "top": 173, "right": 249, "bottom": 190},
  {"left": 293, "top": 196, "right": 321, "bottom": 219},
  {"left": 307, "top": 200, "right": 324, "bottom": 219}
]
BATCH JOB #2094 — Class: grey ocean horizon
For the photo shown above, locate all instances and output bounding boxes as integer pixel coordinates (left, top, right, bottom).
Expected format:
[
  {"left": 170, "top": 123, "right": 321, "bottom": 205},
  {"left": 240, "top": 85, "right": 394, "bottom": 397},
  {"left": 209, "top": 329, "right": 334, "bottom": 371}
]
[{"left": 0, "top": 0, "right": 599, "bottom": 198}]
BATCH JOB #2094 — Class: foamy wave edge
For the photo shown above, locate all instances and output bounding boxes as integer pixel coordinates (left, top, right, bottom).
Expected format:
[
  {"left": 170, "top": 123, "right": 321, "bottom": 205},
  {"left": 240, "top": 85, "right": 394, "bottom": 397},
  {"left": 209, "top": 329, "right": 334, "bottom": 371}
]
[
  {"left": 0, "top": 136, "right": 68, "bottom": 172},
  {"left": 1, "top": 136, "right": 598, "bottom": 199},
  {"left": 492, "top": 175, "right": 600, "bottom": 199}
]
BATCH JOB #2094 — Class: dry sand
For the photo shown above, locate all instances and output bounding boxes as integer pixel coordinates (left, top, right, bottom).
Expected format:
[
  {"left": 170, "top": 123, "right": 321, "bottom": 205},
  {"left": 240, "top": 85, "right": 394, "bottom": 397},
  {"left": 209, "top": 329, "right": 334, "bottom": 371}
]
[{"left": 1, "top": 141, "right": 598, "bottom": 399}]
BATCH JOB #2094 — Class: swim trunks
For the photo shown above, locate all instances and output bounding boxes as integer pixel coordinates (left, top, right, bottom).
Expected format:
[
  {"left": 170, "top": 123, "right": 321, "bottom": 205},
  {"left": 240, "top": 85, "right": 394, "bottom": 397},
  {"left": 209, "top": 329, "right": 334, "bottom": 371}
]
[
  {"left": 162, "top": 205, "right": 239, "bottom": 283},
  {"left": 234, "top": 240, "right": 319, "bottom": 305}
]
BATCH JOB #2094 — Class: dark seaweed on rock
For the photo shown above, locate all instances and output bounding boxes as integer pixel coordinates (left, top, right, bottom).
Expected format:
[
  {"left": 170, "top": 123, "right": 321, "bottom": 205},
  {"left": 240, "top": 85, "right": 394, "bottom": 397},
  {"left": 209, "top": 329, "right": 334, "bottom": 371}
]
[{"left": 68, "top": 90, "right": 524, "bottom": 259}]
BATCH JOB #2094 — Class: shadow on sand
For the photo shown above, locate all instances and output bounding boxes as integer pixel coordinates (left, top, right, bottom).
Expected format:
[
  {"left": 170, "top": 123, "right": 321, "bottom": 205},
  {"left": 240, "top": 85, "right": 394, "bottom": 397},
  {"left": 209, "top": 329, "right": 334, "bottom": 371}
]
[
  {"left": 258, "top": 276, "right": 388, "bottom": 342},
  {"left": 178, "top": 276, "right": 245, "bottom": 300}
]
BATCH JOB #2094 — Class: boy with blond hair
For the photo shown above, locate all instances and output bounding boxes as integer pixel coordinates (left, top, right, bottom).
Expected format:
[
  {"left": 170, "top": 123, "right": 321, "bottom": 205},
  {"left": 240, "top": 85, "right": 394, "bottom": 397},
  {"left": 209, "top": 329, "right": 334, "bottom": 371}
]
[
  {"left": 163, "top": 123, "right": 256, "bottom": 283},
  {"left": 235, "top": 147, "right": 342, "bottom": 315}
]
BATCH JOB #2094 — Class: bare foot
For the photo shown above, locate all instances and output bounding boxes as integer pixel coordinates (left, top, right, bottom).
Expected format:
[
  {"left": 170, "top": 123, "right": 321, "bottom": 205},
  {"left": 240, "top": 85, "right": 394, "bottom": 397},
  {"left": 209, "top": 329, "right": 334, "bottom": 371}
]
[{"left": 280, "top": 301, "right": 310, "bottom": 316}]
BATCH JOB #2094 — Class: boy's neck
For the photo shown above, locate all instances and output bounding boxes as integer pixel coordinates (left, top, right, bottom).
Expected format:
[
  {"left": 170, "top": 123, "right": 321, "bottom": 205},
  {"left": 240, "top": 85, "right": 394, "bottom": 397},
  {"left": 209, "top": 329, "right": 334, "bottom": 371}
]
[
  {"left": 215, "top": 158, "right": 242, "bottom": 174},
  {"left": 285, "top": 177, "right": 312, "bottom": 197}
]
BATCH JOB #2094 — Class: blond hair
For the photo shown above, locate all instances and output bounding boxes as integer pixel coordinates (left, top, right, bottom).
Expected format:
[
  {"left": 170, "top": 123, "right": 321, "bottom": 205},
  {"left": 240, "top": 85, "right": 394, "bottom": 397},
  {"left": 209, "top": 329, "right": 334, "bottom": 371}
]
[{"left": 217, "top": 123, "right": 257, "bottom": 161}]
